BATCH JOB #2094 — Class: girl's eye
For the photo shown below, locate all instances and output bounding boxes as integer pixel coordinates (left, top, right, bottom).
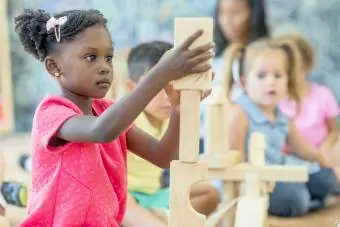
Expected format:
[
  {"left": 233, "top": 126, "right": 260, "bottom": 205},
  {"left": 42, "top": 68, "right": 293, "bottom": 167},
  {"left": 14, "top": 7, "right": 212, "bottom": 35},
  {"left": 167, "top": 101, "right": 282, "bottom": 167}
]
[
  {"left": 105, "top": 55, "right": 113, "bottom": 62},
  {"left": 85, "top": 54, "right": 96, "bottom": 62},
  {"left": 275, "top": 73, "right": 282, "bottom": 78},
  {"left": 258, "top": 73, "right": 266, "bottom": 79}
]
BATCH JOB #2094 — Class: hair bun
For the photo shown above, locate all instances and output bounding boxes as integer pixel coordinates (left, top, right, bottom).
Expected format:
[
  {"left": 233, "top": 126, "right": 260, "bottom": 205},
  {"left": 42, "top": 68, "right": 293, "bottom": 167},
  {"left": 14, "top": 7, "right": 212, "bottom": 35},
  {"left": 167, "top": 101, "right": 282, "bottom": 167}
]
[{"left": 14, "top": 9, "right": 51, "bottom": 61}]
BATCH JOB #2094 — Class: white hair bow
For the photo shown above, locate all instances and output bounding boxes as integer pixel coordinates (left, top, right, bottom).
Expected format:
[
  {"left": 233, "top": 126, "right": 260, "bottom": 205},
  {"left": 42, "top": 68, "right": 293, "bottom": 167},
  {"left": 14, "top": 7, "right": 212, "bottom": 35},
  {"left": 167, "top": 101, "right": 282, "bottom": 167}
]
[{"left": 46, "top": 16, "right": 68, "bottom": 42}]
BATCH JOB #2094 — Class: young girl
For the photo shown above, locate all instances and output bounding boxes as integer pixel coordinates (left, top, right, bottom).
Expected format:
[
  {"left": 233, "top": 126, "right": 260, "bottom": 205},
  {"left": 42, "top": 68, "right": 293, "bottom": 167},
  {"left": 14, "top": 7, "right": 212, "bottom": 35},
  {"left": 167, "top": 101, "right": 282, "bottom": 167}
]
[
  {"left": 275, "top": 34, "right": 339, "bottom": 197},
  {"left": 14, "top": 9, "right": 214, "bottom": 226},
  {"left": 225, "top": 39, "right": 334, "bottom": 217},
  {"left": 199, "top": 0, "right": 269, "bottom": 152},
  {"left": 213, "top": 0, "right": 269, "bottom": 84}
]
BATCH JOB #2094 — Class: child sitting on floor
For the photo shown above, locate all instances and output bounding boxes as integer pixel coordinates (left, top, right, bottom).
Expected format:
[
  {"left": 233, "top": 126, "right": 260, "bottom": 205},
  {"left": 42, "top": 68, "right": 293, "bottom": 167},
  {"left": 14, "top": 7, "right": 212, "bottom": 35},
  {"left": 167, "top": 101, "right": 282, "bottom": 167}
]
[
  {"left": 225, "top": 38, "right": 336, "bottom": 217},
  {"left": 275, "top": 34, "right": 340, "bottom": 200},
  {"left": 122, "top": 41, "right": 220, "bottom": 227}
]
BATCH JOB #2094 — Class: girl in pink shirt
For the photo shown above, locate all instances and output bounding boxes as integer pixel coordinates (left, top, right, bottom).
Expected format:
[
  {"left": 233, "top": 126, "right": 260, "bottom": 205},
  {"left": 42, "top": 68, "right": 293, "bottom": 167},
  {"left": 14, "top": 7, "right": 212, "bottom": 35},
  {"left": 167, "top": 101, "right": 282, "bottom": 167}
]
[
  {"left": 277, "top": 34, "right": 339, "bottom": 209},
  {"left": 278, "top": 35, "right": 339, "bottom": 170},
  {"left": 14, "top": 9, "right": 214, "bottom": 226}
]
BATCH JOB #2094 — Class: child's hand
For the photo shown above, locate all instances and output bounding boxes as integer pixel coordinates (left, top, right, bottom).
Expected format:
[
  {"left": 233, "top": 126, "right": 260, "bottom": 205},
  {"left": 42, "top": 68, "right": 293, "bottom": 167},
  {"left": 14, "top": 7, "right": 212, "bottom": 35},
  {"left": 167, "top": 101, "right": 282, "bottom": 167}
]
[
  {"left": 316, "top": 152, "right": 333, "bottom": 168},
  {"left": 154, "top": 30, "right": 214, "bottom": 83}
]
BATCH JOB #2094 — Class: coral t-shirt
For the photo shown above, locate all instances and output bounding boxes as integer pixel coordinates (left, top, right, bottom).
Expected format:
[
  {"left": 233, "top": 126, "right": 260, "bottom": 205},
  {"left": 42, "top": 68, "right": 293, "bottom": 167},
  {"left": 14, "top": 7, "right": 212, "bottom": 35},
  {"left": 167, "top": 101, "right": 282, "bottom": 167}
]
[{"left": 21, "top": 95, "right": 132, "bottom": 227}]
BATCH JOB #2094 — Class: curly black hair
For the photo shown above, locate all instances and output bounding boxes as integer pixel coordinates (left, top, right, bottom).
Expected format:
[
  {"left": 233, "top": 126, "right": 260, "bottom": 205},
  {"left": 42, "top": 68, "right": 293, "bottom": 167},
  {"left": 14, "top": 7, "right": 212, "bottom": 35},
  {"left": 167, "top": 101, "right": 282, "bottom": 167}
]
[
  {"left": 127, "top": 41, "right": 173, "bottom": 82},
  {"left": 14, "top": 9, "right": 108, "bottom": 61},
  {"left": 213, "top": 0, "right": 269, "bottom": 57}
]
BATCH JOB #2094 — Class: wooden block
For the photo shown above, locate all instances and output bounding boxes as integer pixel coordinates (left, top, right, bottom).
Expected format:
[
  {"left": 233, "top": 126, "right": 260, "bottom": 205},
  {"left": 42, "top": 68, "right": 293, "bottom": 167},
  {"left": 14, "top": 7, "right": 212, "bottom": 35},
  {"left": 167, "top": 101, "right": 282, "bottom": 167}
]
[
  {"left": 172, "top": 17, "right": 213, "bottom": 90},
  {"left": 208, "top": 164, "right": 308, "bottom": 182},
  {"left": 205, "top": 85, "right": 227, "bottom": 106},
  {"left": 199, "top": 150, "right": 242, "bottom": 169},
  {"left": 169, "top": 160, "right": 207, "bottom": 227},
  {"left": 204, "top": 87, "right": 230, "bottom": 156},
  {"left": 235, "top": 196, "right": 267, "bottom": 227},
  {"left": 248, "top": 132, "right": 266, "bottom": 166},
  {"left": 178, "top": 90, "right": 201, "bottom": 163},
  {"left": 222, "top": 182, "right": 237, "bottom": 227},
  {"left": 243, "top": 173, "right": 261, "bottom": 198}
]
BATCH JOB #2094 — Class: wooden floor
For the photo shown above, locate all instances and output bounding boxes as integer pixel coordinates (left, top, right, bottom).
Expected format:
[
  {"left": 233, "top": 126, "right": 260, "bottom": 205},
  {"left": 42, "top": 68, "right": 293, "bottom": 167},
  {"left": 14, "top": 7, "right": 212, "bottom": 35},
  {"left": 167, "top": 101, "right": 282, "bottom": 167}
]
[{"left": 1, "top": 133, "right": 340, "bottom": 227}]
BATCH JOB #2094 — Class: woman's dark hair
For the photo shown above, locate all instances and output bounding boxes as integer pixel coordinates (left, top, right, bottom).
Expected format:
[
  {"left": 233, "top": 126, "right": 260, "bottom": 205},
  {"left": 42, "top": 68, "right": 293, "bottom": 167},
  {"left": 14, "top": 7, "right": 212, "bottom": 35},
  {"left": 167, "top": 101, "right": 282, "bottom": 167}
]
[
  {"left": 14, "top": 9, "right": 108, "bottom": 61},
  {"left": 213, "top": 0, "right": 269, "bottom": 57}
]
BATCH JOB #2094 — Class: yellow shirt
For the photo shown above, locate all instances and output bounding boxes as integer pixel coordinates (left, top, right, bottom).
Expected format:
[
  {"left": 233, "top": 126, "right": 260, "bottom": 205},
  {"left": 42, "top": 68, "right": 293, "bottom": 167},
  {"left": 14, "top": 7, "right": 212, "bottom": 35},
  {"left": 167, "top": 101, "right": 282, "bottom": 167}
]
[{"left": 127, "top": 112, "right": 169, "bottom": 194}]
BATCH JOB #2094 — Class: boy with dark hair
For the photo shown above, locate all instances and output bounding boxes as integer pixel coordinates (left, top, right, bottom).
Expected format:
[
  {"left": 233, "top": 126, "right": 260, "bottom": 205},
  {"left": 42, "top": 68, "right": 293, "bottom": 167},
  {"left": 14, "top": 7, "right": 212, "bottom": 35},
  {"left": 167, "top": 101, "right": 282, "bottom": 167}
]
[{"left": 123, "top": 41, "right": 220, "bottom": 226}]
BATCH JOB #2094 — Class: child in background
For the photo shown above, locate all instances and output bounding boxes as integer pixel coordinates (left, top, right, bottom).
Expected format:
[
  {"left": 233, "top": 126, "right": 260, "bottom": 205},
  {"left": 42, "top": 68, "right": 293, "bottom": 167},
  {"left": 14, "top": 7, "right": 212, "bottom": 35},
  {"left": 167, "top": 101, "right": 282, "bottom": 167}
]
[
  {"left": 225, "top": 38, "right": 335, "bottom": 217},
  {"left": 276, "top": 34, "right": 339, "bottom": 199},
  {"left": 123, "top": 41, "right": 220, "bottom": 227},
  {"left": 14, "top": 9, "right": 214, "bottom": 226}
]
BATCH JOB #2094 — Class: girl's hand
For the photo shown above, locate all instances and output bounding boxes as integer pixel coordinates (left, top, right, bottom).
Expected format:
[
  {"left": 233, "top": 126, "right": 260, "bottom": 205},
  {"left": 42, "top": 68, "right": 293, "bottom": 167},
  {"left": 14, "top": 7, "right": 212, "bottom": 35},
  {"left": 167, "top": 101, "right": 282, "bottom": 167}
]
[
  {"left": 154, "top": 30, "right": 214, "bottom": 83},
  {"left": 316, "top": 152, "right": 333, "bottom": 168}
]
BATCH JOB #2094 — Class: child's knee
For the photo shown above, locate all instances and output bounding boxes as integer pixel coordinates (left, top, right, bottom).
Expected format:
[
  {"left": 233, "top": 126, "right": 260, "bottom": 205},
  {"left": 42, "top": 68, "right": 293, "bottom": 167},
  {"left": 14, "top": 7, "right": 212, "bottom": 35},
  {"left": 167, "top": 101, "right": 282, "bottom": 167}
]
[
  {"left": 269, "top": 184, "right": 310, "bottom": 217},
  {"left": 190, "top": 182, "right": 221, "bottom": 212},
  {"left": 204, "top": 185, "right": 221, "bottom": 206}
]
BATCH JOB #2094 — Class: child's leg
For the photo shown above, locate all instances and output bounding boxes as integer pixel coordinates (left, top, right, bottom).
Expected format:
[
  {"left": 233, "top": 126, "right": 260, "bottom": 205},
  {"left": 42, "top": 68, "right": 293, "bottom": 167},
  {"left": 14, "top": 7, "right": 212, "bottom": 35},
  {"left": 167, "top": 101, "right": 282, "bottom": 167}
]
[
  {"left": 122, "top": 194, "right": 167, "bottom": 227},
  {"left": 190, "top": 182, "right": 220, "bottom": 216},
  {"left": 307, "top": 168, "right": 338, "bottom": 201},
  {"left": 269, "top": 182, "right": 310, "bottom": 217}
]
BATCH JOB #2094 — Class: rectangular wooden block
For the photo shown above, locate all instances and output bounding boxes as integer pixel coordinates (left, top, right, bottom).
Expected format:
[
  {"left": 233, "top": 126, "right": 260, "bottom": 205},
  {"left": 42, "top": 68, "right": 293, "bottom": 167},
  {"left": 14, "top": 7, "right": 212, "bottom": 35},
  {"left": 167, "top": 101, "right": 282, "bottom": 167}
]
[
  {"left": 169, "top": 160, "right": 207, "bottom": 227},
  {"left": 208, "top": 164, "right": 308, "bottom": 182},
  {"left": 235, "top": 196, "right": 267, "bottom": 227},
  {"left": 178, "top": 90, "right": 201, "bottom": 163},
  {"left": 173, "top": 17, "right": 213, "bottom": 90}
]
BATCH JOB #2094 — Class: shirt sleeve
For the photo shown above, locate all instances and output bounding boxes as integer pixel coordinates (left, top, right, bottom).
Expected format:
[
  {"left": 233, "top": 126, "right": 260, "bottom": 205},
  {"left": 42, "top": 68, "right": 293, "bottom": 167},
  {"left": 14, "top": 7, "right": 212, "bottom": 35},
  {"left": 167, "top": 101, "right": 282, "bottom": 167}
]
[
  {"left": 322, "top": 86, "right": 339, "bottom": 118},
  {"left": 35, "top": 97, "right": 80, "bottom": 153}
]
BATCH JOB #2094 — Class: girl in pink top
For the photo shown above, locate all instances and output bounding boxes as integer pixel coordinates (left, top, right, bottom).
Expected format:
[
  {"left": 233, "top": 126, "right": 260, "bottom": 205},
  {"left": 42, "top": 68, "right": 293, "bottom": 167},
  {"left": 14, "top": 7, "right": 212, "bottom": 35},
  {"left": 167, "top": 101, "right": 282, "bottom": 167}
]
[
  {"left": 14, "top": 9, "right": 214, "bottom": 226},
  {"left": 277, "top": 35, "right": 339, "bottom": 211},
  {"left": 278, "top": 35, "right": 339, "bottom": 172}
]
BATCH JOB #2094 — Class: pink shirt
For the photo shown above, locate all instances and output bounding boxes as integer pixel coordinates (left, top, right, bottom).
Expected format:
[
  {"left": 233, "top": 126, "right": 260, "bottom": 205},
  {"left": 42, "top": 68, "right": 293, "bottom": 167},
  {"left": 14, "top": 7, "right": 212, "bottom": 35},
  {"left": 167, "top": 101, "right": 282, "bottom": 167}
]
[
  {"left": 21, "top": 95, "right": 131, "bottom": 227},
  {"left": 279, "top": 83, "right": 339, "bottom": 148}
]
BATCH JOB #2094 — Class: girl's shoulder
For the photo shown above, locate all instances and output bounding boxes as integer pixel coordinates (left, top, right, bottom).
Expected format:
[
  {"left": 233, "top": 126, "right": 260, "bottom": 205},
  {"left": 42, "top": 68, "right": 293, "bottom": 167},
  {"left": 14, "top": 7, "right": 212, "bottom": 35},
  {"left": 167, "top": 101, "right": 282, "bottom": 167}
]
[{"left": 310, "top": 83, "right": 335, "bottom": 98}]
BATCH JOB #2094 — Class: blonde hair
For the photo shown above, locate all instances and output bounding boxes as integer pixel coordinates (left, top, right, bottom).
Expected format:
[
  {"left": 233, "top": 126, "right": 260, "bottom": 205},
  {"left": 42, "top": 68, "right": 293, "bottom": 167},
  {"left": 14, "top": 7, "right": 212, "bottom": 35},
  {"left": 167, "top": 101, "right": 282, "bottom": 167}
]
[
  {"left": 222, "top": 38, "right": 301, "bottom": 109},
  {"left": 274, "top": 34, "right": 315, "bottom": 73}
]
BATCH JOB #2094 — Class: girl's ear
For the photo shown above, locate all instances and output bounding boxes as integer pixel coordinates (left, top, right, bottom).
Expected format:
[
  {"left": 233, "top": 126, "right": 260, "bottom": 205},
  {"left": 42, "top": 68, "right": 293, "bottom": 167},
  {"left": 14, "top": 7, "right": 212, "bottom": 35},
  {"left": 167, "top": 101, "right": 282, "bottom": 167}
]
[{"left": 45, "top": 56, "right": 62, "bottom": 78}]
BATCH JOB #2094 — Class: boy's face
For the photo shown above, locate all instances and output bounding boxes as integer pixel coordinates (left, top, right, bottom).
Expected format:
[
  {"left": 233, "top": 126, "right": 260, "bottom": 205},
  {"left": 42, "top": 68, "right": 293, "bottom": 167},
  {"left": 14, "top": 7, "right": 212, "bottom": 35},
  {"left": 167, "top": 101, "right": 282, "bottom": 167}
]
[{"left": 127, "top": 76, "right": 172, "bottom": 122}]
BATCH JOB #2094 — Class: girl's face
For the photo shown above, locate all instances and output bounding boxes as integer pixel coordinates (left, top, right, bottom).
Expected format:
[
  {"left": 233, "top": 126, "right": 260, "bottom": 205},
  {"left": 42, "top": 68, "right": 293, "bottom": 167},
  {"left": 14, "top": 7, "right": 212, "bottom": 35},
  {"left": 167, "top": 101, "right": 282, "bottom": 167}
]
[
  {"left": 218, "top": 0, "right": 250, "bottom": 43},
  {"left": 47, "top": 24, "right": 114, "bottom": 99},
  {"left": 244, "top": 49, "right": 289, "bottom": 107}
]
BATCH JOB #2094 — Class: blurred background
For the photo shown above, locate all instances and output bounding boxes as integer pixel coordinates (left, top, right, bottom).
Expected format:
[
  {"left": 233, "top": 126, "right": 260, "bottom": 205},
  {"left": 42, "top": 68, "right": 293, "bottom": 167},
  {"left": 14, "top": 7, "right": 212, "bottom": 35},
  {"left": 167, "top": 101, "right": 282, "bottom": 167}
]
[{"left": 7, "top": 0, "right": 340, "bottom": 132}]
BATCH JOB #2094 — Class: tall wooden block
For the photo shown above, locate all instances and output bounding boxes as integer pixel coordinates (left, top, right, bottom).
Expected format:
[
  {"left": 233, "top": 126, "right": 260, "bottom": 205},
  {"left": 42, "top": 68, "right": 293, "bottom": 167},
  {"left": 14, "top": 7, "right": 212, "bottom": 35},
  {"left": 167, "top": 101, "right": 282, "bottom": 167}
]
[
  {"left": 178, "top": 90, "right": 201, "bottom": 162},
  {"left": 172, "top": 17, "right": 213, "bottom": 91}
]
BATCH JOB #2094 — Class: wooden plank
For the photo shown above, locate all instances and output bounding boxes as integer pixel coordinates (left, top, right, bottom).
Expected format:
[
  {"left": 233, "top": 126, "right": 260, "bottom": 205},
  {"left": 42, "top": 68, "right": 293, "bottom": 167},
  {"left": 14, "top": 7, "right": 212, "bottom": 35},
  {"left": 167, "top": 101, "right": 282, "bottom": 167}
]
[
  {"left": 178, "top": 90, "right": 201, "bottom": 162},
  {"left": 235, "top": 196, "right": 267, "bottom": 227},
  {"left": 208, "top": 164, "right": 308, "bottom": 182},
  {"left": 172, "top": 17, "right": 213, "bottom": 90}
]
